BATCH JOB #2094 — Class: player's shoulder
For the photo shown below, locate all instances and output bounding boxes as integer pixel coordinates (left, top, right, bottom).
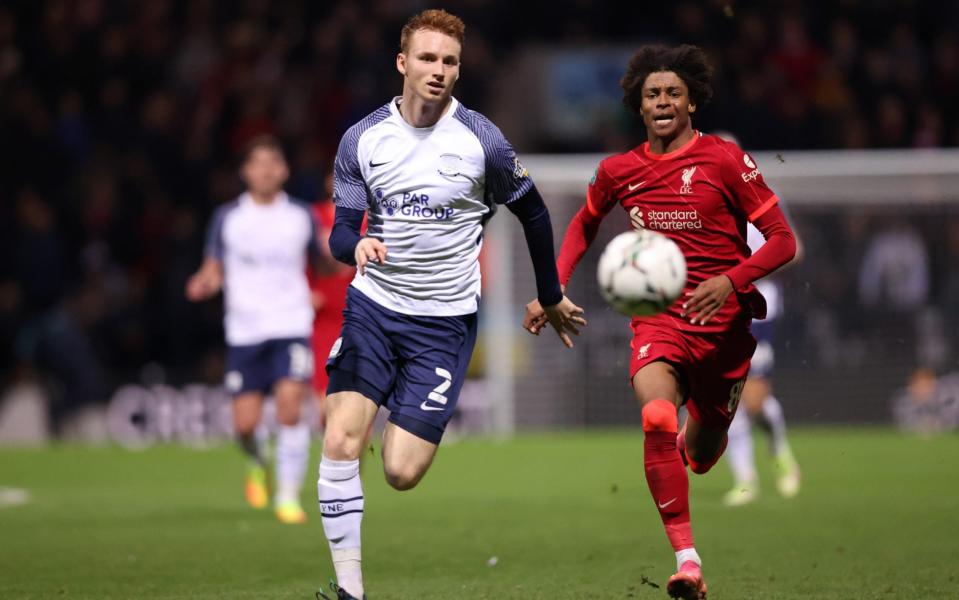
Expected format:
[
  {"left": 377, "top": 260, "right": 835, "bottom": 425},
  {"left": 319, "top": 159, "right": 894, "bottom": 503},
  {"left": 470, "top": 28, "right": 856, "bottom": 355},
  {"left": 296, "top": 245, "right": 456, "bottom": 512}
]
[
  {"left": 595, "top": 147, "right": 643, "bottom": 181},
  {"left": 451, "top": 100, "right": 506, "bottom": 142},
  {"left": 698, "top": 132, "right": 746, "bottom": 162},
  {"left": 339, "top": 102, "right": 393, "bottom": 148},
  {"left": 213, "top": 197, "right": 242, "bottom": 219}
]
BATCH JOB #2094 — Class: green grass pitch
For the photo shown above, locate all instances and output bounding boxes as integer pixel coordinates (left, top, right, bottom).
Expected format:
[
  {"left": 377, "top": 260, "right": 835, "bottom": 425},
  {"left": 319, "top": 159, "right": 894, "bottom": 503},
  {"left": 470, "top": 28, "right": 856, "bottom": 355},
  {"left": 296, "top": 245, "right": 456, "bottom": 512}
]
[{"left": 1, "top": 428, "right": 956, "bottom": 599}]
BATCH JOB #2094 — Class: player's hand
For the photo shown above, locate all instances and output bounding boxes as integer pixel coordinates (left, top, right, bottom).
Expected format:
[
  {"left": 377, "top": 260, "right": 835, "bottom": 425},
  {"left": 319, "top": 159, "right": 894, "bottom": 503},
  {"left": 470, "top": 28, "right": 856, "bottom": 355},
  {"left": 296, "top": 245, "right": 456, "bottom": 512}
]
[
  {"left": 537, "top": 296, "right": 587, "bottom": 348},
  {"left": 523, "top": 298, "right": 548, "bottom": 335},
  {"left": 185, "top": 272, "right": 219, "bottom": 301},
  {"left": 682, "top": 275, "right": 733, "bottom": 326},
  {"left": 355, "top": 237, "right": 387, "bottom": 275}
]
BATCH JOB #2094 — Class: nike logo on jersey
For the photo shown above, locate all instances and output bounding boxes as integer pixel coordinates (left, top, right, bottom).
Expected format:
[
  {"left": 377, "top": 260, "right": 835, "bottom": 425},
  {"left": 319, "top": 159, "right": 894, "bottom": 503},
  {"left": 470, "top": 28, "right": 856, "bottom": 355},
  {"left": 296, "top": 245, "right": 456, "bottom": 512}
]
[
  {"left": 628, "top": 180, "right": 647, "bottom": 191},
  {"left": 420, "top": 402, "right": 445, "bottom": 412},
  {"left": 658, "top": 497, "right": 677, "bottom": 509},
  {"left": 368, "top": 159, "right": 390, "bottom": 168}
]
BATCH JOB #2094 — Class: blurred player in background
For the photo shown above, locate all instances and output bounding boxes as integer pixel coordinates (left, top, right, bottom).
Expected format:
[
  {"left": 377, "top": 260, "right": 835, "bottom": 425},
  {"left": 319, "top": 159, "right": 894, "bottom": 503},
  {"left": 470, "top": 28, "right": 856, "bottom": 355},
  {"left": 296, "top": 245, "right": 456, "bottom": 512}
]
[
  {"left": 315, "top": 9, "right": 585, "bottom": 600},
  {"left": 186, "top": 136, "right": 317, "bottom": 525},
  {"left": 525, "top": 45, "right": 796, "bottom": 599},
  {"left": 721, "top": 216, "right": 802, "bottom": 506},
  {"left": 309, "top": 171, "right": 358, "bottom": 429}
]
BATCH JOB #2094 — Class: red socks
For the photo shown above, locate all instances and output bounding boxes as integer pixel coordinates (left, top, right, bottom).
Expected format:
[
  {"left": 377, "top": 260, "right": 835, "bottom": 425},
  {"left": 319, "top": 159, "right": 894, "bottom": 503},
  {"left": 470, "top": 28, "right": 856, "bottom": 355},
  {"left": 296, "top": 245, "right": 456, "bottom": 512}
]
[{"left": 642, "top": 399, "right": 694, "bottom": 551}]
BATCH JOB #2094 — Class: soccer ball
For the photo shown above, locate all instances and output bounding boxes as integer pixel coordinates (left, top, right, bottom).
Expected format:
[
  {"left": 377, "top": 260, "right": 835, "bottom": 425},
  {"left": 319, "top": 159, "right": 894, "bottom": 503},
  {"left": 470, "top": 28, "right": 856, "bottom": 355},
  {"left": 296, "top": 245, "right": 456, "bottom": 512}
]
[{"left": 597, "top": 230, "right": 687, "bottom": 316}]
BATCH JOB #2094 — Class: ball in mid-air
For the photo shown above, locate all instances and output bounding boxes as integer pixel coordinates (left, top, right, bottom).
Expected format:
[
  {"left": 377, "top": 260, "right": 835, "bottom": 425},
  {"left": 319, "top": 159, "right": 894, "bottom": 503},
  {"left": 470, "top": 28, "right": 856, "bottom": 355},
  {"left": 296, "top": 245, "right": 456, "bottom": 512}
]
[{"left": 597, "top": 230, "right": 687, "bottom": 316}]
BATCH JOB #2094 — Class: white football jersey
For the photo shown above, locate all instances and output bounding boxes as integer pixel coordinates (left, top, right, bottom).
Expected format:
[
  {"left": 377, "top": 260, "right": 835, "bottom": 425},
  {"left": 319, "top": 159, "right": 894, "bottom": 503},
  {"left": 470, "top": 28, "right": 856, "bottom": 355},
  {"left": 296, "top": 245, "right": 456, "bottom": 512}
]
[
  {"left": 333, "top": 97, "right": 532, "bottom": 316},
  {"left": 206, "top": 192, "right": 317, "bottom": 345},
  {"left": 746, "top": 222, "right": 782, "bottom": 321}
]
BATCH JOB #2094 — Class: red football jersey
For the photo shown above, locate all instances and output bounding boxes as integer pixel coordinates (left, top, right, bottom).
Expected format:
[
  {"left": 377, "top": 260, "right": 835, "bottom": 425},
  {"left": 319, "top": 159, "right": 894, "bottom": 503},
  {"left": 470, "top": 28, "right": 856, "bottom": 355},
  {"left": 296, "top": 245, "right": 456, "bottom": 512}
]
[{"left": 586, "top": 132, "right": 779, "bottom": 332}]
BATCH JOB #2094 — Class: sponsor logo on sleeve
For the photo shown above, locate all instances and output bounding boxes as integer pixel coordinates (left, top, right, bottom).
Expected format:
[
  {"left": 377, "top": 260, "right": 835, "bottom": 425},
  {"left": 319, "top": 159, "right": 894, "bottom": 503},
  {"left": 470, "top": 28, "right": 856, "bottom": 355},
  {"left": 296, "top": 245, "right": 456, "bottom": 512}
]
[
  {"left": 512, "top": 156, "right": 528, "bottom": 179},
  {"left": 741, "top": 153, "right": 762, "bottom": 182}
]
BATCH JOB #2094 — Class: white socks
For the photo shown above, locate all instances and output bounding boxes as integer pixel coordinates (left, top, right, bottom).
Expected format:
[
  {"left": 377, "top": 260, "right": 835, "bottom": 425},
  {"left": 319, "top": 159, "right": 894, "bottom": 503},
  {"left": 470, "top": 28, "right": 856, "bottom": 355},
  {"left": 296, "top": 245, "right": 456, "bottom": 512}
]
[
  {"left": 726, "top": 407, "right": 757, "bottom": 485},
  {"left": 275, "top": 422, "right": 311, "bottom": 504},
  {"left": 676, "top": 547, "right": 702, "bottom": 570},
  {"left": 760, "top": 396, "right": 789, "bottom": 456},
  {"left": 319, "top": 456, "right": 364, "bottom": 598}
]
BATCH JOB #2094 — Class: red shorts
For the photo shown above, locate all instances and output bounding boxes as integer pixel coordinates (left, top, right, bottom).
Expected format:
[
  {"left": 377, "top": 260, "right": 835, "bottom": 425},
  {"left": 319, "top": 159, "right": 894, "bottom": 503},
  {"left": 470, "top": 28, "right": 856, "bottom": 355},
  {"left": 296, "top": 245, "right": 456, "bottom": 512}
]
[{"left": 629, "top": 320, "right": 757, "bottom": 430}]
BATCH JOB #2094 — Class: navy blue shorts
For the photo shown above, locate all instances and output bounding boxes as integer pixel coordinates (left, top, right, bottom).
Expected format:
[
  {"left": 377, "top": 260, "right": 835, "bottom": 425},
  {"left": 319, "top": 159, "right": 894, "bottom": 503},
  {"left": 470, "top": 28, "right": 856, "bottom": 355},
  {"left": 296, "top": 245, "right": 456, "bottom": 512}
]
[
  {"left": 225, "top": 337, "right": 314, "bottom": 395},
  {"left": 748, "top": 320, "right": 775, "bottom": 378},
  {"left": 326, "top": 288, "right": 478, "bottom": 444}
]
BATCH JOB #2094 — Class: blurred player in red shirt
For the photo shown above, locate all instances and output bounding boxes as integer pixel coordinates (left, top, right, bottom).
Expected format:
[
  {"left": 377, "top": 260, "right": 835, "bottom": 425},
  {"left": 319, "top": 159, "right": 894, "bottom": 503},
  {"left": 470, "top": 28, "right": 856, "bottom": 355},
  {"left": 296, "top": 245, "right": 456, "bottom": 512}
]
[
  {"left": 525, "top": 45, "right": 796, "bottom": 599},
  {"left": 309, "top": 172, "right": 359, "bottom": 428}
]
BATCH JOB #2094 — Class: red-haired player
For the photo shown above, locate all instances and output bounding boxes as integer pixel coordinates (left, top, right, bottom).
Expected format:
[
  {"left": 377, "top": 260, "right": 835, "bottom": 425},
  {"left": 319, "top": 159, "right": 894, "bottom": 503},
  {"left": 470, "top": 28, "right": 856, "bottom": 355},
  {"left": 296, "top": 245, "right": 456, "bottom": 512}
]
[{"left": 525, "top": 45, "right": 796, "bottom": 599}]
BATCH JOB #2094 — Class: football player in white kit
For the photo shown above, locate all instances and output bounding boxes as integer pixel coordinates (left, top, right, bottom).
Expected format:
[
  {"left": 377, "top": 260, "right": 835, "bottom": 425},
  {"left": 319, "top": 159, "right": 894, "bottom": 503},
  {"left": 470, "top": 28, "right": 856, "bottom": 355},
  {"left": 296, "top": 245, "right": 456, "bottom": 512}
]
[
  {"left": 314, "top": 10, "right": 586, "bottom": 600},
  {"left": 187, "top": 136, "right": 318, "bottom": 524},
  {"left": 721, "top": 220, "right": 802, "bottom": 506}
]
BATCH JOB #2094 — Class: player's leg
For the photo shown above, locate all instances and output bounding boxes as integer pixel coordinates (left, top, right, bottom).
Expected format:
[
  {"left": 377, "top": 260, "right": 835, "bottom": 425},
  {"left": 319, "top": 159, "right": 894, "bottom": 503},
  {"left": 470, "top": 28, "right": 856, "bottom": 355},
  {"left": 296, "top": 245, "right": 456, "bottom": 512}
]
[
  {"left": 379, "top": 310, "right": 477, "bottom": 491},
  {"left": 317, "top": 288, "right": 399, "bottom": 599},
  {"left": 226, "top": 344, "right": 271, "bottom": 509},
  {"left": 269, "top": 339, "right": 314, "bottom": 523},
  {"left": 233, "top": 391, "right": 269, "bottom": 508},
  {"left": 319, "top": 390, "right": 379, "bottom": 599},
  {"left": 722, "top": 380, "right": 760, "bottom": 506},
  {"left": 632, "top": 353, "right": 706, "bottom": 599},
  {"left": 380, "top": 423, "right": 438, "bottom": 490},
  {"left": 273, "top": 376, "right": 311, "bottom": 523},
  {"left": 756, "top": 391, "right": 801, "bottom": 497}
]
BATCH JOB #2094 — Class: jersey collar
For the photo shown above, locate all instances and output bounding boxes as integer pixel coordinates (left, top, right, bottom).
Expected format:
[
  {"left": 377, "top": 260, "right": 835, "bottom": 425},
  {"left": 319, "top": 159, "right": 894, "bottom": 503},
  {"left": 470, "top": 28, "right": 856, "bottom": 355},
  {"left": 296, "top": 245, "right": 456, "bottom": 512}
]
[
  {"left": 240, "top": 190, "right": 289, "bottom": 207},
  {"left": 390, "top": 96, "right": 459, "bottom": 133},
  {"left": 641, "top": 130, "right": 701, "bottom": 161}
]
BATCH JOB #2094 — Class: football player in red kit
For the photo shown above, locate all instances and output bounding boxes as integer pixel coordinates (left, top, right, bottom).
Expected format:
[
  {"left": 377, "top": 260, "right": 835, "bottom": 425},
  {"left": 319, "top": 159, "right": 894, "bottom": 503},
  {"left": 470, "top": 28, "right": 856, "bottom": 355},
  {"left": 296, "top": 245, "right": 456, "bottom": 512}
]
[
  {"left": 309, "top": 172, "right": 357, "bottom": 428},
  {"left": 524, "top": 45, "right": 796, "bottom": 599}
]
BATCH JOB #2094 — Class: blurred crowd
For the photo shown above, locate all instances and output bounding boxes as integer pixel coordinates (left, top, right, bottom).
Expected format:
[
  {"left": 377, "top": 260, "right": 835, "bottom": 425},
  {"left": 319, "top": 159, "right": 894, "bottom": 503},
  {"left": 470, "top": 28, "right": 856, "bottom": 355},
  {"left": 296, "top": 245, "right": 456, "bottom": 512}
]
[{"left": 2, "top": 0, "right": 959, "bottom": 434}]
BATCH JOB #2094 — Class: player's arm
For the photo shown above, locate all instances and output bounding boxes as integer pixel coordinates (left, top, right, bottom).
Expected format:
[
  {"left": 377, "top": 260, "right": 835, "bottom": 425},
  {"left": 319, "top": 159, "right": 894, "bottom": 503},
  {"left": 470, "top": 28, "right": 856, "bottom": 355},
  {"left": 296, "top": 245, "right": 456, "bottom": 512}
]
[
  {"left": 307, "top": 210, "right": 344, "bottom": 277},
  {"left": 328, "top": 132, "right": 387, "bottom": 275},
  {"left": 185, "top": 256, "right": 224, "bottom": 301},
  {"left": 684, "top": 146, "right": 797, "bottom": 325},
  {"left": 524, "top": 164, "right": 614, "bottom": 335},
  {"left": 186, "top": 205, "right": 228, "bottom": 301},
  {"left": 683, "top": 205, "right": 796, "bottom": 324},
  {"left": 328, "top": 207, "right": 385, "bottom": 275},
  {"left": 507, "top": 186, "right": 587, "bottom": 348}
]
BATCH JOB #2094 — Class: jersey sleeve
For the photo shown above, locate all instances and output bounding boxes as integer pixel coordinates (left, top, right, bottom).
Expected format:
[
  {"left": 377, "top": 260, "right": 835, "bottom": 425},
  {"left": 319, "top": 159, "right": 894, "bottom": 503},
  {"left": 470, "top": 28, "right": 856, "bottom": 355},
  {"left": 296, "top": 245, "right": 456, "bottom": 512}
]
[
  {"left": 203, "top": 203, "right": 231, "bottom": 260},
  {"left": 555, "top": 160, "right": 618, "bottom": 284},
  {"left": 332, "top": 128, "right": 370, "bottom": 211},
  {"left": 585, "top": 160, "right": 619, "bottom": 217},
  {"left": 719, "top": 142, "right": 779, "bottom": 222},
  {"left": 471, "top": 113, "right": 533, "bottom": 205}
]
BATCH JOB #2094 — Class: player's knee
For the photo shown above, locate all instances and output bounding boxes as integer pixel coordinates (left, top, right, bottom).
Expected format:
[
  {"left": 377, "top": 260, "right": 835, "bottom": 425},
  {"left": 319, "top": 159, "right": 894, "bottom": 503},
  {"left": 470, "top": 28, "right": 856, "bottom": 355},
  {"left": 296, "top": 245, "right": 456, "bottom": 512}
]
[
  {"left": 686, "top": 437, "right": 727, "bottom": 474},
  {"left": 322, "top": 426, "right": 365, "bottom": 461},
  {"left": 233, "top": 416, "right": 258, "bottom": 437},
  {"left": 688, "top": 459, "right": 714, "bottom": 475},
  {"left": 641, "top": 399, "right": 678, "bottom": 433},
  {"left": 383, "top": 462, "right": 424, "bottom": 491}
]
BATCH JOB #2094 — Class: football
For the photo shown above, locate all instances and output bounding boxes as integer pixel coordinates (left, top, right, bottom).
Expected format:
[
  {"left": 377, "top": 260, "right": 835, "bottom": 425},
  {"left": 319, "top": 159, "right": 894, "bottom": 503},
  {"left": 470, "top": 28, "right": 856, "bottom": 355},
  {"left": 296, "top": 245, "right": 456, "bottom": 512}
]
[{"left": 597, "top": 230, "right": 687, "bottom": 316}]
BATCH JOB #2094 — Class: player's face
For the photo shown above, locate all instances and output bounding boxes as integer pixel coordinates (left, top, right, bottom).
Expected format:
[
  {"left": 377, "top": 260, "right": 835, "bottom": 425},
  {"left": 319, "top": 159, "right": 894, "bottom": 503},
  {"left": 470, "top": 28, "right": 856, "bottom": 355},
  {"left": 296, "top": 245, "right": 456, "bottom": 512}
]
[
  {"left": 241, "top": 147, "right": 289, "bottom": 196},
  {"left": 397, "top": 29, "right": 461, "bottom": 105},
  {"left": 640, "top": 71, "right": 695, "bottom": 141}
]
